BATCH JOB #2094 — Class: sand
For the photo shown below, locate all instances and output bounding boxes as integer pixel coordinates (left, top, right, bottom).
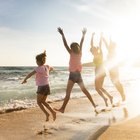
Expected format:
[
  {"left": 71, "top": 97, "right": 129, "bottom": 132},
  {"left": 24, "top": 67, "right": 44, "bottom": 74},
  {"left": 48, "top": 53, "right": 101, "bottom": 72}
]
[
  {"left": 97, "top": 115, "right": 140, "bottom": 140},
  {"left": 0, "top": 93, "right": 140, "bottom": 140}
]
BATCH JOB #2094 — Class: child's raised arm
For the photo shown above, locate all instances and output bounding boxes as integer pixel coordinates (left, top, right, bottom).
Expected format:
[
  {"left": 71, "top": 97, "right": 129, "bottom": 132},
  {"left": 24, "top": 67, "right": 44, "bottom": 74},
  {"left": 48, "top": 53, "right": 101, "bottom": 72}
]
[
  {"left": 79, "top": 28, "right": 87, "bottom": 51},
  {"left": 99, "top": 32, "right": 103, "bottom": 49},
  {"left": 99, "top": 32, "right": 103, "bottom": 55},
  {"left": 90, "top": 33, "right": 95, "bottom": 54},
  {"left": 102, "top": 35, "right": 109, "bottom": 50},
  {"left": 57, "top": 27, "right": 71, "bottom": 54}
]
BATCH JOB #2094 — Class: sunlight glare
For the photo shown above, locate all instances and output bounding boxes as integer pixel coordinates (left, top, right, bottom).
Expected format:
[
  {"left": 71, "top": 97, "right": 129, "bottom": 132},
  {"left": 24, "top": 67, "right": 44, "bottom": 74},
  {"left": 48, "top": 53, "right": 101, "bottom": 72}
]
[{"left": 107, "top": 9, "right": 140, "bottom": 66}]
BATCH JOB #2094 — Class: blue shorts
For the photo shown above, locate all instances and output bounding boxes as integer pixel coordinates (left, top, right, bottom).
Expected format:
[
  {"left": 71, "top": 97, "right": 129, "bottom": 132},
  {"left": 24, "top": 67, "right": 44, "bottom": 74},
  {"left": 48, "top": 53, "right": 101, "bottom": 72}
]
[
  {"left": 69, "top": 72, "right": 83, "bottom": 83},
  {"left": 36, "top": 85, "right": 50, "bottom": 95}
]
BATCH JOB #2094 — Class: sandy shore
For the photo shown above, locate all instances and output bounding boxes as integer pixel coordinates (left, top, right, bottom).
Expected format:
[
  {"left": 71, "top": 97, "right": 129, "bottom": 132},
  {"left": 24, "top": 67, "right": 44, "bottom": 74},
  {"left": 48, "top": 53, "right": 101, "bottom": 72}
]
[
  {"left": 0, "top": 93, "right": 140, "bottom": 140},
  {"left": 97, "top": 115, "right": 140, "bottom": 140}
]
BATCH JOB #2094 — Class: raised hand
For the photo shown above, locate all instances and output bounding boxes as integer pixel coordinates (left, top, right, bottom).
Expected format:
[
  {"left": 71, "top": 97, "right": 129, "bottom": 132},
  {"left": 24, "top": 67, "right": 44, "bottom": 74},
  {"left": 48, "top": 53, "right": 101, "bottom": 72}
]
[
  {"left": 57, "top": 27, "right": 70, "bottom": 53},
  {"left": 92, "top": 32, "right": 95, "bottom": 37},
  {"left": 82, "top": 28, "right": 87, "bottom": 36},
  {"left": 100, "top": 32, "right": 103, "bottom": 39},
  {"left": 57, "top": 27, "right": 64, "bottom": 35}
]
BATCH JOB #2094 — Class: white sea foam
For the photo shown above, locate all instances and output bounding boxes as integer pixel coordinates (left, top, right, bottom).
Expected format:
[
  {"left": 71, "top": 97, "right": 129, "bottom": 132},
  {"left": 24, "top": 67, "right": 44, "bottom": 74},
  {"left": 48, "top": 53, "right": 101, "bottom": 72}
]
[{"left": 0, "top": 66, "right": 140, "bottom": 113}]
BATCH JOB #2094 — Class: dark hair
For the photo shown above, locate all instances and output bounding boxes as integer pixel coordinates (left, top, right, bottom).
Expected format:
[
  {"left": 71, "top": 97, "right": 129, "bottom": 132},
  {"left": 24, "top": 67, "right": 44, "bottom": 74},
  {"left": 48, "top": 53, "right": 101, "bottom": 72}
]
[
  {"left": 36, "top": 51, "right": 46, "bottom": 65},
  {"left": 70, "top": 42, "right": 80, "bottom": 54}
]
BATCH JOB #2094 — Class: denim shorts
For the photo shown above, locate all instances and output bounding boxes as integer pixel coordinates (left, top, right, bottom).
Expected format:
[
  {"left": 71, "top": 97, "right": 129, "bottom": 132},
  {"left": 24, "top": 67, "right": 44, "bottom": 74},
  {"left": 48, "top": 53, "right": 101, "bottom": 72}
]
[
  {"left": 36, "top": 85, "right": 50, "bottom": 95},
  {"left": 69, "top": 72, "right": 83, "bottom": 83}
]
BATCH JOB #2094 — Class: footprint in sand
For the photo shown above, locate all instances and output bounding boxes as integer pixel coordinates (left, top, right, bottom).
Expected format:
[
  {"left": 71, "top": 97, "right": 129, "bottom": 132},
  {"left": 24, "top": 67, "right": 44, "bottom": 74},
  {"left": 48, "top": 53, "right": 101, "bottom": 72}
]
[
  {"left": 72, "top": 118, "right": 86, "bottom": 124},
  {"left": 72, "top": 120, "right": 81, "bottom": 124},
  {"left": 37, "top": 129, "right": 53, "bottom": 135},
  {"left": 36, "top": 125, "right": 58, "bottom": 135}
]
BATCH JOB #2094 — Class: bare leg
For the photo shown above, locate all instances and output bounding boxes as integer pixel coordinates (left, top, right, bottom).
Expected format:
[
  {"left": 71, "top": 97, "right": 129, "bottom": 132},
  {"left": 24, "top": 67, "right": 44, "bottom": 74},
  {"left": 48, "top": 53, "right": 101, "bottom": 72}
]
[
  {"left": 110, "top": 70, "right": 126, "bottom": 101},
  {"left": 37, "top": 94, "right": 50, "bottom": 121},
  {"left": 95, "top": 78, "right": 108, "bottom": 107},
  {"left": 111, "top": 80, "right": 126, "bottom": 101},
  {"left": 78, "top": 81, "right": 98, "bottom": 111},
  {"left": 42, "top": 96, "right": 56, "bottom": 121},
  {"left": 115, "top": 82, "right": 125, "bottom": 101},
  {"left": 101, "top": 88, "right": 113, "bottom": 104},
  {"left": 95, "top": 87, "right": 108, "bottom": 107},
  {"left": 55, "top": 80, "right": 74, "bottom": 113}
]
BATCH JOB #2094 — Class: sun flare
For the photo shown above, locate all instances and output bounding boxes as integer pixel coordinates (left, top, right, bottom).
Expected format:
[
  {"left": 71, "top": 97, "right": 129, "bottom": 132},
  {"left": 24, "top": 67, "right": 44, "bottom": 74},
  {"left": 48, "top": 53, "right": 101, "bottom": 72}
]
[{"left": 107, "top": 11, "right": 140, "bottom": 66}]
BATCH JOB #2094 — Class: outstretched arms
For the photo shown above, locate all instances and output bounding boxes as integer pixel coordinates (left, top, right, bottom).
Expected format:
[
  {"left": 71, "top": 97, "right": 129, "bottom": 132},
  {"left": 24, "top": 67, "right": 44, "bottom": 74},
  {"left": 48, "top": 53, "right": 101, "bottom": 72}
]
[
  {"left": 57, "top": 27, "right": 71, "bottom": 54},
  {"left": 79, "top": 28, "right": 87, "bottom": 51},
  {"left": 21, "top": 71, "right": 36, "bottom": 84},
  {"left": 90, "top": 32, "right": 103, "bottom": 55}
]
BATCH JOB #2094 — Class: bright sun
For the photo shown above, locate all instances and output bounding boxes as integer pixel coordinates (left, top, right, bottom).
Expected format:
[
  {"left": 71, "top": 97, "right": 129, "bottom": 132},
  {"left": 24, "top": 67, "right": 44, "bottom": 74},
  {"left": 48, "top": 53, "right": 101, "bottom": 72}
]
[
  {"left": 83, "top": 4, "right": 140, "bottom": 66},
  {"left": 108, "top": 11, "right": 140, "bottom": 66}
]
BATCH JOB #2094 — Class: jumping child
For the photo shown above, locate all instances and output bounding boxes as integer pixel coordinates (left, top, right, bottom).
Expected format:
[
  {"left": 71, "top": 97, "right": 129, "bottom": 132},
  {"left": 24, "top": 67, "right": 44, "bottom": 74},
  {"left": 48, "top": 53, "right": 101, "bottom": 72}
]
[
  {"left": 22, "top": 51, "right": 56, "bottom": 121},
  {"left": 55, "top": 27, "right": 98, "bottom": 114},
  {"left": 90, "top": 32, "right": 113, "bottom": 107}
]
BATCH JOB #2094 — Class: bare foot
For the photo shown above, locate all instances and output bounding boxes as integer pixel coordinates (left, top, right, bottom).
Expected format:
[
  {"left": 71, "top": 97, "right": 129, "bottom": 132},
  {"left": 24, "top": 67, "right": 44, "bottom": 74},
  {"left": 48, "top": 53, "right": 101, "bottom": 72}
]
[
  {"left": 109, "top": 96, "right": 113, "bottom": 104},
  {"left": 52, "top": 111, "right": 56, "bottom": 121},
  {"left": 94, "top": 109, "right": 98, "bottom": 115},
  {"left": 95, "top": 104, "right": 98, "bottom": 107},
  {"left": 104, "top": 98, "right": 108, "bottom": 107},
  {"left": 54, "top": 108, "right": 64, "bottom": 113},
  {"left": 46, "top": 114, "right": 50, "bottom": 122}
]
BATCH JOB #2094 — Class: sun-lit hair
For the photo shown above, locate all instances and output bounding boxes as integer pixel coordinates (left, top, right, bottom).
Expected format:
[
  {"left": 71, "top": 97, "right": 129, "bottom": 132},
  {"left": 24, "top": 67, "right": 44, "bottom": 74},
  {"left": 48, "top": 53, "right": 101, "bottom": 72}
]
[
  {"left": 36, "top": 50, "right": 46, "bottom": 65},
  {"left": 70, "top": 42, "right": 80, "bottom": 54}
]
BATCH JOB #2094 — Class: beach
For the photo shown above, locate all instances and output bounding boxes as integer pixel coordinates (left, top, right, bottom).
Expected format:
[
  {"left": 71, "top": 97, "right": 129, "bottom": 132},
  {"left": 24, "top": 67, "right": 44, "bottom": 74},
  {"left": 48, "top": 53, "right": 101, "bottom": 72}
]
[
  {"left": 98, "top": 115, "right": 140, "bottom": 140},
  {"left": 0, "top": 96, "right": 107, "bottom": 140},
  {"left": 1, "top": 90, "right": 140, "bottom": 140},
  {"left": 0, "top": 66, "right": 140, "bottom": 140}
]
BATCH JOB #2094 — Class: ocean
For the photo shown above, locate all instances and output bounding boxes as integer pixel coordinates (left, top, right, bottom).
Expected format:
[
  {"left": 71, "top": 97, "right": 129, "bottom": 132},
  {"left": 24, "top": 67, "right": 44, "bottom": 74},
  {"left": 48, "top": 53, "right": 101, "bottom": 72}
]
[{"left": 0, "top": 66, "right": 139, "bottom": 113}]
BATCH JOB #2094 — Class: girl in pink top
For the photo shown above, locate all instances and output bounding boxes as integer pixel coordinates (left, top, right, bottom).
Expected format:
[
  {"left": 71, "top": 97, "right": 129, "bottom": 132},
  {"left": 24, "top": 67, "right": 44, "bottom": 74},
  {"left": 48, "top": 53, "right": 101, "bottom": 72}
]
[
  {"left": 55, "top": 27, "right": 98, "bottom": 114},
  {"left": 22, "top": 51, "right": 56, "bottom": 121}
]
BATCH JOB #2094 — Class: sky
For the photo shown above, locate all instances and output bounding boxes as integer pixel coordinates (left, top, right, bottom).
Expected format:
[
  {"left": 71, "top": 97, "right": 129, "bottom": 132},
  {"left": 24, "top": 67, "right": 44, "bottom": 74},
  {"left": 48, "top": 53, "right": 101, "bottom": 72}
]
[{"left": 0, "top": 0, "right": 140, "bottom": 66}]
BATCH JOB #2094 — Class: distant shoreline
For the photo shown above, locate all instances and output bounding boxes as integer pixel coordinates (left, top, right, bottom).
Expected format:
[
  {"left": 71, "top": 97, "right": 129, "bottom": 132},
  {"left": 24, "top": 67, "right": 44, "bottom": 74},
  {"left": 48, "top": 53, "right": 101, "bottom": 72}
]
[
  {"left": 0, "top": 61, "right": 140, "bottom": 68},
  {"left": 82, "top": 62, "right": 95, "bottom": 67}
]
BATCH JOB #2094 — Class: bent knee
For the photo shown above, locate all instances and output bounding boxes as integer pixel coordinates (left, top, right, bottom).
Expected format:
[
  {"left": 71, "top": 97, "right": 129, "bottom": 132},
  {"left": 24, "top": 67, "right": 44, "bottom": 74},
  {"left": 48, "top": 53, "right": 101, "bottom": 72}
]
[
  {"left": 95, "top": 86, "right": 101, "bottom": 91},
  {"left": 37, "top": 100, "right": 41, "bottom": 105},
  {"left": 111, "top": 79, "right": 119, "bottom": 85},
  {"left": 37, "top": 99, "right": 45, "bottom": 104}
]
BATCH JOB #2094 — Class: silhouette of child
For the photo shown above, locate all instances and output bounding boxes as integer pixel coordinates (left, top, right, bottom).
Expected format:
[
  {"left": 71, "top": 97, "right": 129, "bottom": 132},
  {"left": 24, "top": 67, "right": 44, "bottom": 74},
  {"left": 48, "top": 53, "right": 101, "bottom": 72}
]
[
  {"left": 90, "top": 32, "right": 113, "bottom": 107},
  {"left": 102, "top": 36, "right": 126, "bottom": 102}
]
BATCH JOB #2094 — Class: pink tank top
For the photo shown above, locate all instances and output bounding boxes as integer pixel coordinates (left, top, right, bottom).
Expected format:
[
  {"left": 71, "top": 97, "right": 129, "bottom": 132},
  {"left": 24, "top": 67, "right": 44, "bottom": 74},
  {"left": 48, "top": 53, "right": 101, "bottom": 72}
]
[
  {"left": 69, "top": 52, "right": 82, "bottom": 72},
  {"left": 34, "top": 65, "right": 50, "bottom": 86}
]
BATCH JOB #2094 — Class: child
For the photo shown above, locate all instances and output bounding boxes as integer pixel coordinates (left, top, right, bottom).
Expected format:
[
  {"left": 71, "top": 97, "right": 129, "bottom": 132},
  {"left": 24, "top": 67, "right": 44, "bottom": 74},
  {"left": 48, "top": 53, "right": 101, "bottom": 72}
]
[
  {"left": 102, "top": 36, "right": 126, "bottom": 102},
  {"left": 55, "top": 27, "right": 98, "bottom": 114},
  {"left": 22, "top": 51, "right": 56, "bottom": 121},
  {"left": 90, "top": 32, "right": 113, "bottom": 107}
]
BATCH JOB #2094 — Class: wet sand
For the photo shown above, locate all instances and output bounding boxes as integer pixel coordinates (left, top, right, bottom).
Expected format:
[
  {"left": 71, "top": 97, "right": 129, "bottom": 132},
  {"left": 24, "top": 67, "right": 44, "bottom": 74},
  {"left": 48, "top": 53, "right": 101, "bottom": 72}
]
[{"left": 1, "top": 92, "right": 136, "bottom": 140}]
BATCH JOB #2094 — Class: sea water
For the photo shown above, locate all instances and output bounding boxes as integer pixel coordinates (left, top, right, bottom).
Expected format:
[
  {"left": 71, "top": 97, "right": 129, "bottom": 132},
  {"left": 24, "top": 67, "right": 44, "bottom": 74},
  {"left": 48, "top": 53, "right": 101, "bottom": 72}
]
[{"left": 0, "top": 66, "right": 139, "bottom": 112}]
